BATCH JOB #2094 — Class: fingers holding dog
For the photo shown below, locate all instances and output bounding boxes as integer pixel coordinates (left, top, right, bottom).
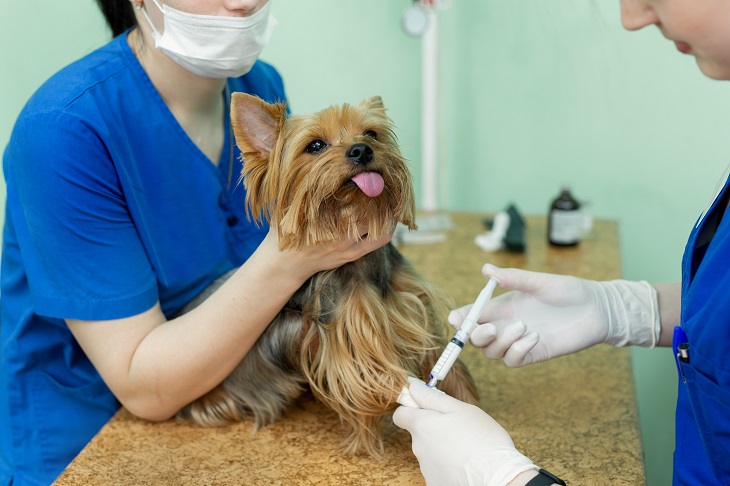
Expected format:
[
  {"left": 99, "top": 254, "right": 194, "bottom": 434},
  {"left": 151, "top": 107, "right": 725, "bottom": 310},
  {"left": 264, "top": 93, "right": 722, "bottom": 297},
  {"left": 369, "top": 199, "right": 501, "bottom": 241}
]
[
  {"left": 348, "top": 224, "right": 393, "bottom": 254},
  {"left": 259, "top": 223, "right": 393, "bottom": 279}
]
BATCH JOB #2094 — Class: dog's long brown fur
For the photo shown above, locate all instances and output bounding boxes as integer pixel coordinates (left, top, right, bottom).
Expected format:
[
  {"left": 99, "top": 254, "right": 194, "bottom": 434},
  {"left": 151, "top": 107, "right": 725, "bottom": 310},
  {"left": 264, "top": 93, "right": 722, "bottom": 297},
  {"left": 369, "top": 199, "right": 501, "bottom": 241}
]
[{"left": 178, "top": 94, "right": 478, "bottom": 456}]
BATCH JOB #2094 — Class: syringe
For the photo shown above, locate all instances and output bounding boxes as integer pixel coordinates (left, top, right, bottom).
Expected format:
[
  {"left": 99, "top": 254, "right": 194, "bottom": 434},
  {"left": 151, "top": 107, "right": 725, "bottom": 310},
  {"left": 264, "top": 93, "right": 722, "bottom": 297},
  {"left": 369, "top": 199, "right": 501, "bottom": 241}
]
[{"left": 427, "top": 276, "right": 500, "bottom": 388}]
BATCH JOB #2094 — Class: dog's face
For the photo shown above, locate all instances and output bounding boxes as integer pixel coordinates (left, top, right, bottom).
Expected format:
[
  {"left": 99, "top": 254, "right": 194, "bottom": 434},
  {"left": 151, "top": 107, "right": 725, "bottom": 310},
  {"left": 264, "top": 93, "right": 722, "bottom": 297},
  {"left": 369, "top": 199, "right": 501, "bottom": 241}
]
[{"left": 231, "top": 93, "right": 416, "bottom": 249}]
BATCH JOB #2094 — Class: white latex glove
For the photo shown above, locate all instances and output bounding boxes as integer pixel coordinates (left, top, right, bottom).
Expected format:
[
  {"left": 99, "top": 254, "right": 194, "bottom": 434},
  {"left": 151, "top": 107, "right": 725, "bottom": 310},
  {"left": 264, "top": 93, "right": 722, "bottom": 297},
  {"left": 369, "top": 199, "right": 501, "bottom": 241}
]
[
  {"left": 393, "top": 378, "right": 538, "bottom": 486},
  {"left": 449, "top": 264, "right": 661, "bottom": 367}
]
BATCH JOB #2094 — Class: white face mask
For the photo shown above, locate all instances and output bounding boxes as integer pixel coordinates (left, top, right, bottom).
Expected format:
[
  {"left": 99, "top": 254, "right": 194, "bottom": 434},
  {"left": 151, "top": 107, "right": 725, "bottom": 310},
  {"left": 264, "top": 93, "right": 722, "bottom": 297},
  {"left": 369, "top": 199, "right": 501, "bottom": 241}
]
[{"left": 140, "top": 0, "right": 277, "bottom": 79}]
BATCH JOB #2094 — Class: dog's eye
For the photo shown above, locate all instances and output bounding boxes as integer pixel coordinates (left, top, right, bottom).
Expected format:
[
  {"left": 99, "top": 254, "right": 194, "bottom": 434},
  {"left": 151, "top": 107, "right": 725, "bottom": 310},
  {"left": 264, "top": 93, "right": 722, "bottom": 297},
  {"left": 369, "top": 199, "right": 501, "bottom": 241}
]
[
  {"left": 364, "top": 130, "right": 377, "bottom": 139},
  {"left": 305, "top": 139, "right": 327, "bottom": 154}
]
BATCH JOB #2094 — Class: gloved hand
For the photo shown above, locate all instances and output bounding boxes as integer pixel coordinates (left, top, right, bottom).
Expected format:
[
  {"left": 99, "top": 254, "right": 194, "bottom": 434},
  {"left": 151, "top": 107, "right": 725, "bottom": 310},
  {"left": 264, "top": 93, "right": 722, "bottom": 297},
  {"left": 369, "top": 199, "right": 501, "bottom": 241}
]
[
  {"left": 449, "top": 264, "right": 661, "bottom": 367},
  {"left": 393, "top": 378, "right": 538, "bottom": 486}
]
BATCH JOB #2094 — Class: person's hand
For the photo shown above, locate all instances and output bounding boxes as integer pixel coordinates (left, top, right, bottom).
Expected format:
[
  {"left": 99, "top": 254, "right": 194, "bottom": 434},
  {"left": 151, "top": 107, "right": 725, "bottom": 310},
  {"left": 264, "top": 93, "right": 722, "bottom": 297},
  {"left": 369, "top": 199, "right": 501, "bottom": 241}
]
[
  {"left": 393, "top": 379, "right": 537, "bottom": 486},
  {"left": 449, "top": 264, "right": 660, "bottom": 367},
  {"left": 258, "top": 223, "right": 393, "bottom": 282}
]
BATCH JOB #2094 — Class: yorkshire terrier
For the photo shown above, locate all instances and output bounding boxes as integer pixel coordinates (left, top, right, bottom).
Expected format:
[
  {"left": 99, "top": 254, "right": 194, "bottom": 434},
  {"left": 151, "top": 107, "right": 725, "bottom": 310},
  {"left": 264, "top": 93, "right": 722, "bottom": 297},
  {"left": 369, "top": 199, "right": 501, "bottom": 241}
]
[{"left": 178, "top": 93, "right": 478, "bottom": 456}]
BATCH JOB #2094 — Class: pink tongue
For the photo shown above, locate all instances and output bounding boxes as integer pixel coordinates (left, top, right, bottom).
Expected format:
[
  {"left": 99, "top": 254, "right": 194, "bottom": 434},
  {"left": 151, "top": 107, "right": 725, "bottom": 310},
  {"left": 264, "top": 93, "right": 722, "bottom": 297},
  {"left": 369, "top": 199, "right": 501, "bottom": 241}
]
[{"left": 351, "top": 172, "right": 385, "bottom": 197}]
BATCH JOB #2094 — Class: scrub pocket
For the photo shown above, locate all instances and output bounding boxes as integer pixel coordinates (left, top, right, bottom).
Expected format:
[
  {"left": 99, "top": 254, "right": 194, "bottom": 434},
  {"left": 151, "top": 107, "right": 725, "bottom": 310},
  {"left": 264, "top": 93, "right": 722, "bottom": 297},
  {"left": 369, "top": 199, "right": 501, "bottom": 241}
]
[
  {"left": 680, "top": 362, "right": 730, "bottom": 482},
  {"left": 30, "top": 372, "right": 118, "bottom": 480}
]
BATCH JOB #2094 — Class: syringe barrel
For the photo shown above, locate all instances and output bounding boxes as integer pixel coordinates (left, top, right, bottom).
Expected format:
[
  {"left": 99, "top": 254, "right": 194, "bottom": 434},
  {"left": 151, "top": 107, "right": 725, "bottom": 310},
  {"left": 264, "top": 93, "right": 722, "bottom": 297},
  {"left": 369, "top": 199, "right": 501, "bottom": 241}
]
[
  {"left": 429, "top": 333, "right": 466, "bottom": 384},
  {"left": 427, "top": 277, "right": 500, "bottom": 388}
]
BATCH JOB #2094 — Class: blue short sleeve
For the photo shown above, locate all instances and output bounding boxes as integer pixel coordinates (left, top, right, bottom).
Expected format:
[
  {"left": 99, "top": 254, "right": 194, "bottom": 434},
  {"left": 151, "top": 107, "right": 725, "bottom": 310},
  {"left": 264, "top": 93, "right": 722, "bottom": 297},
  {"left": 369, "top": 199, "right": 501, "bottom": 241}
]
[{"left": 6, "top": 111, "right": 158, "bottom": 320}]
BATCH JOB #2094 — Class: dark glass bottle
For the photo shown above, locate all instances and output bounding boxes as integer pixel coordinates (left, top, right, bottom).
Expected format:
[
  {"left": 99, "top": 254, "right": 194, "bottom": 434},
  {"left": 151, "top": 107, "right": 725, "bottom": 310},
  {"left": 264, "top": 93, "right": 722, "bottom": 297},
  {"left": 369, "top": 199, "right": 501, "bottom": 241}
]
[{"left": 548, "top": 187, "right": 582, "bottom": 247}]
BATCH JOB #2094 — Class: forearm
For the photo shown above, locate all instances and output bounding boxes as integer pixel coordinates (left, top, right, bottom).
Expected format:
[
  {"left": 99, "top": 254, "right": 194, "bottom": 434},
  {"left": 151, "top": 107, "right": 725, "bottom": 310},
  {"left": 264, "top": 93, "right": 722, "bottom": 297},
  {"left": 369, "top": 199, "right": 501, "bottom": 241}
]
[
  {"left": 69, "top": 243, "right": 311, "bottom": 421},
  {"left": 653, "top": 282, "right": 681, "bottom": 347},
  {"left": 600, "top": 279, "right": 681, "bottom": 349},
  {"left": 130, "top": 254, "right": 305, "bottom": 418},
  {"left": 69, "top": 229, "right": 390, "bottom": 421}
]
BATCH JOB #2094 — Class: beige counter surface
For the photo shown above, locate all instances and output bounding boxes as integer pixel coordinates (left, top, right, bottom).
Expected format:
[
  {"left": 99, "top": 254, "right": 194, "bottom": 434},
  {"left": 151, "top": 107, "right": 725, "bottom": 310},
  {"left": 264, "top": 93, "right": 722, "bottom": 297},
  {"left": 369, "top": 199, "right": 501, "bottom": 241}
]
[{"left": 54, "top": 213, "right": 644, "bottom": 485}]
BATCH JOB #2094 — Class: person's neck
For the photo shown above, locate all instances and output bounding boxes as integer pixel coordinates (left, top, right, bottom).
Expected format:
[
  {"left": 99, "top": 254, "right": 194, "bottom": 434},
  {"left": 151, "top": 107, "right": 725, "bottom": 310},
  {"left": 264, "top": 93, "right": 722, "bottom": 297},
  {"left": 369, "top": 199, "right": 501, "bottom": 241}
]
[
  {"left": 128, "top": 28, "right": 227, "bottom": 164},
  {"left": 128, "top": 28, "right": 226, "bottom": 117}
]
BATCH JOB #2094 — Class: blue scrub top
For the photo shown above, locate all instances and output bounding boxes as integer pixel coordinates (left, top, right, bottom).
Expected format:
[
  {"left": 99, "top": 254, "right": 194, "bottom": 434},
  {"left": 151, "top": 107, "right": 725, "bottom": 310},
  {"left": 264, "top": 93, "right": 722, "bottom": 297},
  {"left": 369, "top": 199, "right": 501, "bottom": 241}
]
[
  {"left": 1, "top": 32, "right": 285, "bottom": 485},
  {"left": 674, "top": 168, "right": 730, "bottom": 484}
]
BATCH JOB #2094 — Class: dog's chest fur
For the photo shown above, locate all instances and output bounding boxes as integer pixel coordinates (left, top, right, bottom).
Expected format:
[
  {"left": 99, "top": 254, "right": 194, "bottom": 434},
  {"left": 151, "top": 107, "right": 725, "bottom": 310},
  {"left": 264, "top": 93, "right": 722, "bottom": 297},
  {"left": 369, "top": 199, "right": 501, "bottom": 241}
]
[{"left": 290, "top": 243, "right": 400, "bottom": 321}]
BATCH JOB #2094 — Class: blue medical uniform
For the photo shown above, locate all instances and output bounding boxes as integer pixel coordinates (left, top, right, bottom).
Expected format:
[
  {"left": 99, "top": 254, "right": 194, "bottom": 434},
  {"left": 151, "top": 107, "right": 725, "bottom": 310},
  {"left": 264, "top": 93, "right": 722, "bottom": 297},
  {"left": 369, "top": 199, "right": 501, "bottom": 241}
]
[
  {"left": 1, "top": 32, "right": 285, "bottom": 485},
  {"left": 674, "top": 168, "right": 730, "bottom": 485}
]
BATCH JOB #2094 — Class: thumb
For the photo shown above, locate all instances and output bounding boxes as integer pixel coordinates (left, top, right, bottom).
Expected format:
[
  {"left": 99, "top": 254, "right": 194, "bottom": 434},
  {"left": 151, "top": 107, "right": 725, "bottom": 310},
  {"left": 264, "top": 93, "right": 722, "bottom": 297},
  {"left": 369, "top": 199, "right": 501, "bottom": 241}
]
[
  {"left": 408, "top": 379, "right": 463, "bottom": 413},
  {"left": 482, "top": 264, "right": 547, "bottom": 294}
]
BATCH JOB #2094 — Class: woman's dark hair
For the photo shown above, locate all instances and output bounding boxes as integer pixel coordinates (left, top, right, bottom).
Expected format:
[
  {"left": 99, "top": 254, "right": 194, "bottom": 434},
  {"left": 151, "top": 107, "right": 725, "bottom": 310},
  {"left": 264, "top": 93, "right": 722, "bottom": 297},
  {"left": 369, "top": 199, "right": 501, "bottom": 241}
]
[{"left": 95, "top": 0, "right": 137, "bottom": 38}]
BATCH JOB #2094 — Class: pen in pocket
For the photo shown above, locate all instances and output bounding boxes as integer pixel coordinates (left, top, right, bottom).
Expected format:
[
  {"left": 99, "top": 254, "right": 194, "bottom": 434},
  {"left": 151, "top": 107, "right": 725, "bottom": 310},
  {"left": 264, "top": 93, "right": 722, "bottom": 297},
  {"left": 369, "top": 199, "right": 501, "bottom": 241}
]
[
  {"left": 673, "top": 326, "right": 690, "bottom": 382},
  {"left": 678, "top": 342, "right": 690, "bottom": 364}
]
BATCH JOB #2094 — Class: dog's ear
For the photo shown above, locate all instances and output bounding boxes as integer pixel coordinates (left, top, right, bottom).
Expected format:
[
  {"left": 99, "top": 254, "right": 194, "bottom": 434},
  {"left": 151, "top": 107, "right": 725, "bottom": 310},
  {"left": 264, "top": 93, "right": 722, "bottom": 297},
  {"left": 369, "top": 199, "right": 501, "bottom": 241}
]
[
  {"left": 230, "top": 93, "right": 287, "bottom": 157},
  {"left": 362, "top": 96, "right": 386, "bottom": 114},
  {"left": 230, "top": 93, "right": 287, "bottom": 223}
]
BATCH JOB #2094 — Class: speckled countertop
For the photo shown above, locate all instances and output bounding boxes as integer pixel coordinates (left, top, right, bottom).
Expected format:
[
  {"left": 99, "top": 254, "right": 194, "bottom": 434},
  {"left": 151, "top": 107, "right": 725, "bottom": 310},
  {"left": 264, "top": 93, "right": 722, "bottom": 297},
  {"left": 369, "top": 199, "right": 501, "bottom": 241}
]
[{"left": 54, "top": 213, "right": 644, "bottom": 485}]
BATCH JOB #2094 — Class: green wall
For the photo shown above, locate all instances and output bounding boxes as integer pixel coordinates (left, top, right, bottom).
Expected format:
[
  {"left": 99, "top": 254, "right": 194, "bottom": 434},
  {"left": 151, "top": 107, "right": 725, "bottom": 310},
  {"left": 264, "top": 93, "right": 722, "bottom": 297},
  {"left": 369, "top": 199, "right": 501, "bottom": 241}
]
[{"left": 5, "top": 1, "right": 730, "bottom": 484}]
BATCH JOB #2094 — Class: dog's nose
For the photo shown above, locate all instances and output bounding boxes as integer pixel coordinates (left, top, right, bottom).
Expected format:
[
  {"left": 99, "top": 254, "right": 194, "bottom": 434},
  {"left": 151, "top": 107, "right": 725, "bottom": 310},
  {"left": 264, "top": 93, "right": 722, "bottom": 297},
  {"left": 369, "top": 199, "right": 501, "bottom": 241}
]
[{"left": 346, "top": 143, "right": 374, "bottom": 165}]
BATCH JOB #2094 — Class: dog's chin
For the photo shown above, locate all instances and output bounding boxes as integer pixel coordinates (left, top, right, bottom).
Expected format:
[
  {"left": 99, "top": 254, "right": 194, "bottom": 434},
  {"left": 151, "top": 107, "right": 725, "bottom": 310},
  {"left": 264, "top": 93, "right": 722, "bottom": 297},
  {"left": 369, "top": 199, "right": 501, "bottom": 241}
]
[
  {"left": 337, "top": 186, "right": 401, "bottom": 229},
  {"left": 277, "top": 176, "right": 414, "bottom": 250}
]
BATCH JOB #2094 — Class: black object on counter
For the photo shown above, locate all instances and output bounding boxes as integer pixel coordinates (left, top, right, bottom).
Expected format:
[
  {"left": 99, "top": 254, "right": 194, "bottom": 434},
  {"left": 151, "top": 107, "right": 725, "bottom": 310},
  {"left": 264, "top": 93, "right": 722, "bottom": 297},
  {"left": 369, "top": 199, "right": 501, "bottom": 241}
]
[
  {"left": 503, "top": 204, "right": 526, "bottom": 252},
  {"left": 482, "top": 203, "right": 526, "bottom": 253}
]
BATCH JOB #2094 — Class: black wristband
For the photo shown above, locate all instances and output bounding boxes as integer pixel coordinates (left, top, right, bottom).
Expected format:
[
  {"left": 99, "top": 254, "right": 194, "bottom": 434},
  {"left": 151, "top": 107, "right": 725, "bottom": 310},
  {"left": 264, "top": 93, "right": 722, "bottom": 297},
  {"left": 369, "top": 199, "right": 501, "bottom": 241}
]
[{"left": 524, "top": 468, "right": 567, "bottom": 486}]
